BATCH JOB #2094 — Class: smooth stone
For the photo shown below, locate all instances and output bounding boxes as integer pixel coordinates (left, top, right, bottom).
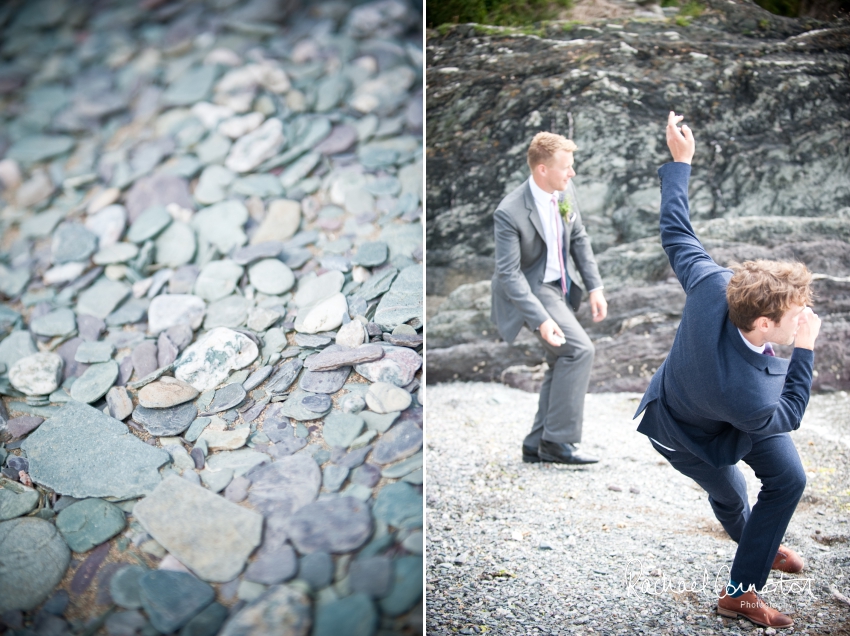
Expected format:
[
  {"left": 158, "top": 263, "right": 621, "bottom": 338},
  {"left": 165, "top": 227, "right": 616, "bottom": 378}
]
[
  {"left": 314, "top": 124, "right": 357, "bottom": 155},
  {"left": 218, "top": 585, "right": 311, "bottom": 636},
  {"left": 133, "top": 402, "right": 197, "bottom": 436},
  {"left": 243, "top": 365, "right": 273, "bottom": 391},
  {"left": 7, "top": 134, "right": 73, "bottom": 165},
  {"left": 285, "top": 497, "right": 372, "bottom": 554},
  {"left": 75, "top": 341, "right": 115, "bottom": 363},
  {"left": 380, "top": 451, "right": 422, "bottom": 478},
  {"left": 322, "top": 464, "right": 348, "bottom": 493},
  {"left": 336, "top": 321, "right": 365, "bottom": 348},
  {"left": 294, "top": 333, "right": 331, "bottom": 348},
  {"left": 163, "top": 65, "right": 217, "bottom": 106},
  {"left": 353, "top": 267, "right": 397, "bottom": 302},
  {"left": 43, "top": 261, "right": 86, "bottom": 286},
  {"left": 167, "top": 324, "right": 194, "bottom": 351},
  {"left": 110, "top": 565, "right": 147, "bottom": 610},
  {"left": 231, "top": 173, "right": 283, "bottom": 198},
  {"left": 352, "top": 242, "right": 388, "bottom": 268},
  {"left": 298, "top": 552, "right": 333, "bottom": 590},
  {"left": 0, "top": 479, "right": 39, "bottom": 520},
  {"left": 379, "top": 555, "right": 422, "bottom": 616},
  {"left": 279, "top": 152, "right": 321, "bottom": 190},
  {"left": 298, "top": 366, "right": 350, "bottom": 395},
  {"left": 351, "top": 463, "right": 381, "bottom": 488},
  {"left": 354, "top": 346, "right": 421, "bottom": 387},
  {"left": 196, "top": 132, "right": 232, "bottom": 164},
  {"left": 232, "top": 241, "right": 284, "bottom": 266},
  {"left": 138, "top": 377, "right": 199, "bottom": 408},
  {"left": 302, "top": 394, "right": 331, "bottom": 413},
  {"left": 139, "top": 570, "right": 215, "bottom": 633},
  {"left": 76, "top": 279, "right": 131, "bottom": 320},
  {"left": 106, "top": 297, "right": 150, "bottom": 327},
  {"left": 132, "top": 341, "right": 158, "bottom": 379},
  {"left": 85, "top": 205, "right": 127, "bottom": 248},
  {"left": 224, "top": 475, "right": 250, "bottom": 503},
  {"left": 51, "top": 222, "right": 97, "bottom": 265},
  {"left": 251, "top": 199, "right": 301, "bottom": 244},
  {"left": 126, "top": 205, "right": 172, "bottom": 244},
  {"left": 373, "top": 482, "right": 422, "bottom": 530},
  {"left": 365, "top": 382, "right": 411, "bottom": 414},
  {"left": 30, "top": 308, "right": 77, "bottom": 337},
  {"left": 178, "top": 601, "right": 228, "bottom": 636},
  {"left": 194, "top": 260, "right": 244, "bottom": 302},
  {"left": 277, "top": 389, "right": 329, "bottom": 421},
  {"left": 322, "top": 412, "right": 364, "bottom": 449},
  {"left": 0, "top": 265, "right": 29, "bottom": 297},
  {"left": 206, "top": 383, "right": 246, "bottom": 413},
  {"left": 225, "top": 118, "right": 285, "bottom": 173},
  {"left": 295, "top": 293, "right": 348, "bottom": 334},
  {"left": 247, "top": 454, "right": 320, "bottom": 516},
  {"left": 371, "top": 420, "right": 422, "bottom": 465},
  {"left": 199, "top": 467, "right": 234, "bottom": 493},
  {"left": 304, "top": 344, "right": 383, "bottom": 371},
  {"left": 22, "top": 401, "right": 169, "bottom": 498},
  {"left": 148, "top": 294, "right": 206, "bottom": 335},
  {"left": 248, "top": 259, "right": 294, "bottom": 296},
  {"left": 8, "top": 352, "right": 63, "bottom": 396},
  {"left": 293, "top": 272, "right": 345, "bottom": 309},
  {"left": 206, "top": 449, "right": 268, "bottom": 477},
  {"left": 154, "top": 221, "right": 197, "bottom": 268},
  {"left": 373, "top": 264, "right": 421, "bottom": 330},
  {"left": 313, "top": 594, "right": 376, "bottom": 636},
  {"left": 105, "top": 610, "right": 147, "bottom": 635},
  {"left": 203, "top": 295, "right": 250, "bottom": 330},
  {"left": 135, "top": 476, "right": 263, "bottom": 582},
  {"left": 198, "top": 427, "right": 249, "bottom": 451},
  {"left": 267, "top": 358, "right": 303, "bottom": 394},
  {"left": 175, "top": 327, "right": 258, "bottom": 392},
  {"left": 70, "top": 360, "right": 119, "bottom": 404},
  {"left": 157, "top": 333, "right": 180, "bottom": 368},
  {"left": 0, "top": 331, "right": 37, "bottom": 373},
  {"left": 125, "top": 174, "right": 193, "bottom": 223},
  {"left": 185, "top": 417, "right": 210, "bottom": 442},
  {"left": 360, "top": 410, "right": 399, "bottom": 434},
  {"left": 55, "top": 498, "right": 126, "bottom": 553},
  {"left": 5, "top": 415, "right": 43, "bottom": 438},
  {"left": 190, "top": 200, "right": 248, "bottom": 254},
  {"left": 194, "top": 165, "right": 235, "bottom": 205},
  {"left": 0, "top": 518, "right": 70, "bottom": 612},
  {"left": 244, "top": 544, "right": 297, "bottom": 585}
]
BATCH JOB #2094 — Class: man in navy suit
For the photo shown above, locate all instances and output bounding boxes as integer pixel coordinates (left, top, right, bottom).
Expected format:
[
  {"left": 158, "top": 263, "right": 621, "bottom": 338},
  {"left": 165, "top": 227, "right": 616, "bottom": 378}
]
[{"left": 635, "top": 112, "right": 822, "bottom": 629}]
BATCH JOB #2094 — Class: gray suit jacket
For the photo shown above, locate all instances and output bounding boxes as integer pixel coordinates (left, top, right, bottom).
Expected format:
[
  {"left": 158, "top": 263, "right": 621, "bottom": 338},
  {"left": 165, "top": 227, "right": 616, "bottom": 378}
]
[{"left": 491, "top": 177, "right": 603, "bottom": 344}]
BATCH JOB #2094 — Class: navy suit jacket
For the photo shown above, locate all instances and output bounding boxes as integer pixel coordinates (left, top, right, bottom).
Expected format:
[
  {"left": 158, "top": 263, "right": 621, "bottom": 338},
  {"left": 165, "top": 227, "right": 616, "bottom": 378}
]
[{"left": 634, "top": 162, "right": 814, "bottom": 468}]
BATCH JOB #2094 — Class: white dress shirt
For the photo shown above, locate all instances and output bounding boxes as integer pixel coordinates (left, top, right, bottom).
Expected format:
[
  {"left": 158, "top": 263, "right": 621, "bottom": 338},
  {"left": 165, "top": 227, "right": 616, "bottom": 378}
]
[
  {"left": 528, "top": 176, "right": 565, "bottom": 284},
  {"left": 738, "top": 329, "right": 767, "bottom": 354}
]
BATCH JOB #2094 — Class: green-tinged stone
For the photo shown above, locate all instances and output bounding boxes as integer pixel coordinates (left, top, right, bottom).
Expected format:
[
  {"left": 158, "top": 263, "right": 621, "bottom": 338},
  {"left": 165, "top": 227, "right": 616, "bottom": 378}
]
[
  {"left": 0, "top": 518, "right": 70, "bottom": 613},
  {"left": 55, "top": 498, "right": 126, "bottom": 553},
  {"left": 203, "top": 295, "right": 250, "bottom": 330},
  {"left": 93, "top": 242, "right": 140, "bottom": 265},
  {"left": 373, "top": 264, "right": 422, "bottom": 331},
  {"left": 352, "top": 241, "right": 388, "bottom": 268},
  {"left": 218, "top": 585, "right": 311, "bottom": 636},
  {"left": 0, "top": 331, "right": 37, "bottom": 373},
  {"left": 70, "top": 360, "right": 119, "bottom": 403},
  {"left": 7, "top": 135, "right": 75, "bottom": 165},
  {"left": 360, "top": 410, "right": 399, "bottom": 433},
  {"left": 106, "top": 298, "right": 149, "bottom": 326},
  {"left": 52, "top": 222, "right": 98, "bottom": 264},
  {"left": 126, "top": 205, "right": 172, "bottom": 244},
  {"left": 372, "top": 482, "right": 422, "bottom": 529},
  {"left": 179, "top": 602, "right": 228, "bottom": 636},
  {"left": 184, "top": 417, "right": 210, "bottom": 442},
  {"left": 76, "top": 278, "right": 131, "bottom": 319},
  {"left": 378, "top": 556, "right": 422, "bottom": 616},
  {"left": 231, "top": 174, "right": 282, "bottom": 198},
  {"left": 205, "top": 449, "right": 267, "bottom": 477},
  {"left": 380, "top": 451, "right": 422, "bottom": 479},
  {"left": 154, "top": 221, "right": 197, "bottom": 268},
  {"left": 194, "top": 260, "right": 244, "bottom": 302},
  {"left": 313, "top": 594, "right": 376, "bottom": 636},
  {"left": 279, "top": 390, "right": 330, "bottom": 422},
  {"left": 30, "top": 308, "right": 76, "bottom": 337},
  {"left": 191, "top": 200, "right": 248, "bottom": 254},
  {"left": 248, "top": 259, "right": 294, "bottom": 296},
  {"left": 75, "top": 341, "right": 115, "bottom": 363},
  {"left": 139, "top": 570, "right": 215, "bottom": 633},
  {"left": 0, "top": 478, "right": 39, "bottom": 521},
  {"left": 110, "top": 565, "right": 147, "bottom": 610},
  {"left": 322, "top": 412, "right": 364, "bottom": 448},
  {"left": 163, "top": 65, "right": 217, "bottom": 106}
]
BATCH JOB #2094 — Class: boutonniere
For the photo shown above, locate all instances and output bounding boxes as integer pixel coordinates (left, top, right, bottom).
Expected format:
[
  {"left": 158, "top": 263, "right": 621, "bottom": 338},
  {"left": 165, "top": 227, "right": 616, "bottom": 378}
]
[{"left": 558, "top": 198, "right": 575, "bottom": 223}]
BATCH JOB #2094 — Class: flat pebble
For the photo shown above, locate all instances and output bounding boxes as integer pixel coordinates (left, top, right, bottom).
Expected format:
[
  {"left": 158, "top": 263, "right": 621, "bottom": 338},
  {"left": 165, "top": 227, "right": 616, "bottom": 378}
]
[
  {"left": 365, "top": 382, "right": 411, "bottom": 414},
  {"left": 138, "top": 376, "right": 199, "bottom": 408}
]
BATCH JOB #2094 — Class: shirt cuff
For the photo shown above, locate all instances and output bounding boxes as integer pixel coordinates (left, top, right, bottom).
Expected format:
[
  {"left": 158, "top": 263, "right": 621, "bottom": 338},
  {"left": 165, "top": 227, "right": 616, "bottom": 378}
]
[{"left": 587, "top": 287, "right": 604, "bottom": 293}]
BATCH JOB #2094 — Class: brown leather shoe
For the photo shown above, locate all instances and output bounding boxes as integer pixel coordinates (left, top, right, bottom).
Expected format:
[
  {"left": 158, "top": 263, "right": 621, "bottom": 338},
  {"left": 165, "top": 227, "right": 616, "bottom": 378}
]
[
  {"left": 717, "top": 590, "right": 793, "bottom": 628},
  {"left": 772, "top": 545, "right": 804, "bottom": 573}
]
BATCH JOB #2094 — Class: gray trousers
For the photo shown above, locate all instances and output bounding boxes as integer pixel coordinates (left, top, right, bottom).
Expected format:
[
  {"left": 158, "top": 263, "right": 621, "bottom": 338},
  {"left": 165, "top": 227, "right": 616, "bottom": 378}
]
[{"left": 523, "top": 282, "right": 595, "bottom": 447}]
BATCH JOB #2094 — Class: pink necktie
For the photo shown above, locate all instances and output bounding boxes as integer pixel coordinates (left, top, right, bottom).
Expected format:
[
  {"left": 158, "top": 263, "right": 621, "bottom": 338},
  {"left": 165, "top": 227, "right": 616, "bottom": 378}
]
[
  {"left": 551, "top": 196, "right": 567, "bottom": 296},
  {"left": 763, "top": 343, "right": 775, "bottom": 356}
]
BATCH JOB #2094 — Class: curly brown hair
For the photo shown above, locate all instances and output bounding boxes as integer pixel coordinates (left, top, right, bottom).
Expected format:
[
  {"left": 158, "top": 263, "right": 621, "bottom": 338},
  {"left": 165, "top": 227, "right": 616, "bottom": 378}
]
[
  {"left": 727, "top": 260, "right": 813, "bottom": 331},
  {"left": 527, "top": 132, "right": 578, "bottom": 171}
]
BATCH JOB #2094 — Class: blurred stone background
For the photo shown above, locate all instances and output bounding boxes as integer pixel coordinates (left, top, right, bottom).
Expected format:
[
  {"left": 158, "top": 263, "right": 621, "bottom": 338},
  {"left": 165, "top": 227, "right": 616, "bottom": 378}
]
[{"left": 425, "top": 0, "right": 850, "bottom": 393}]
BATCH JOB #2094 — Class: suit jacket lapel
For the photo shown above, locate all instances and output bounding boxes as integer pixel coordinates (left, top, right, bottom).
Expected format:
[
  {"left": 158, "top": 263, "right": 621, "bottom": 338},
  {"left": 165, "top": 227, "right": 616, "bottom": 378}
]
[{"left": 524, "top": 180, "right": 545, "bottom": 242}]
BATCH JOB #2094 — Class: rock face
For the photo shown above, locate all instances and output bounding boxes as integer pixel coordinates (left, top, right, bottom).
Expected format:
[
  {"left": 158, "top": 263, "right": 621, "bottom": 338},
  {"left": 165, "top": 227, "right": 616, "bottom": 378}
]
[{"left": 425, "top": 3, "right": 850, "bottom": 393}]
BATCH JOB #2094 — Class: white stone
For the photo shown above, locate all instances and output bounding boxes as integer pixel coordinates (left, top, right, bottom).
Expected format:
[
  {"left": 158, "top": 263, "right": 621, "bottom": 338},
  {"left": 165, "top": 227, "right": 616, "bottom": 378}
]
[
  {"left": 247, "top": 259, "right": 294, "bottom": 296},
  {"left": 147, "top": 294, "right": 206, "bottom": 335},
  {"left": 225, "top": 118, "right": 285, "bottom": 173},
  {"left": 336, "top": 321, "right": 365, "bottom": 348},
  {"left": 85, "top": 205, "right": 127, "bottom": 248},
  {"left": 198, "top": 427, "right": 249, "bottom": 451},
  {"left": 174, "top": 327, "right": 259, "bottom": 392},
  {"left": 295, "top": 293, "right": 348, "bottom": 334},
  {"left": 43, "top": 262, "right": 86, "bottom": 285},
  {"left": 218, "top": 112, "right": 264, "bottom": 139},
  {"left": 191, "top": 102, "right": 235, "bottom": 129},
  {"left": 9, "top": 352, "right": 63, "bottom": 396}
]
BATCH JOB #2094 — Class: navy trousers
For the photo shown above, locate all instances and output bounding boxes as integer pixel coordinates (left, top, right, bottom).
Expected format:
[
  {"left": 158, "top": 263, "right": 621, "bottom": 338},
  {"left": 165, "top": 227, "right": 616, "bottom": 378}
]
[{"left": 649, "top": 432, "right": 806, "bottom": 591}]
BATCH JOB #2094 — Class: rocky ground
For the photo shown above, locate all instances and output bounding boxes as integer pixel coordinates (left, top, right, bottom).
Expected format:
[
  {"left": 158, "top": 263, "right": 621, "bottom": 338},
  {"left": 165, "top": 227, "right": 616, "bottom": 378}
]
[
  {"left": 426, "top": 382, "right": 850, "bottom": 635},
  {"left": 0, "top": 1, "right": 423, "bottom": 635},
  {"left": 424, "top": 0, "right": 850, "bottom": 391}
]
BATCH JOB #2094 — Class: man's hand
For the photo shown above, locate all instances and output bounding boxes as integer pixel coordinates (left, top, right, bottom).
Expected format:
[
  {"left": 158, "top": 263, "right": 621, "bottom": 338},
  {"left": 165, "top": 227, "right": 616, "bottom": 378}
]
[
  {"left": 539, "top": 318, "right": 566, "bottom": 347},
  {"left": 666, "top": 111, "right": 695, "bottom": 165},
  {"left": 794, "top": 307, "right": 821, "bottom": 350},
  {"left": 589, "top": 289, "right": 607, "bottom": 323}
]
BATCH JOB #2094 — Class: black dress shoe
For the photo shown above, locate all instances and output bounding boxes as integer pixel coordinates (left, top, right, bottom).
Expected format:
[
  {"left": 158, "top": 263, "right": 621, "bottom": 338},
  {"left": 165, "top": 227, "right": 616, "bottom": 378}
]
[
  {"left": 537, "top": 440, "right": 599, "bottom": 464},
  {"left": 522, "top": 445, "right": 541, "bottom": 463}
]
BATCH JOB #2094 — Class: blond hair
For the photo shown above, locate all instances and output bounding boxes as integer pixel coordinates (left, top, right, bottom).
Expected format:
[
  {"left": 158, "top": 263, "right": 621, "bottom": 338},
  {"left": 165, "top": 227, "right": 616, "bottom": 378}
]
[
  {"left": 527, "top": 132, "right": 578, "bottom": 171},
  {"left": 726, "top": 260, "right": 813, "bottom": 331}
]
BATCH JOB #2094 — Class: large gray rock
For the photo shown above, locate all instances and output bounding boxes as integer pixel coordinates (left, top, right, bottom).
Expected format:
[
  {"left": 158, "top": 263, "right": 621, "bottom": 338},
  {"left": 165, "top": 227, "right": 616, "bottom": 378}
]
[
  {"left": 21, "top": 401, "right": 169, "bottom": 499},
  {"left": 134, "top": 476, "right": 263, "bottom": 582}
]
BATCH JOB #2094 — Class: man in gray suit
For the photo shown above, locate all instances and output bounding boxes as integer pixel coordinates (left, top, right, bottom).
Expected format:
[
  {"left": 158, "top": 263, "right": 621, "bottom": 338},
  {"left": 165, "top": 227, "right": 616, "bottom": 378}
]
[{"left": 491, "top": 132, "right": 607, "bottom": 464}]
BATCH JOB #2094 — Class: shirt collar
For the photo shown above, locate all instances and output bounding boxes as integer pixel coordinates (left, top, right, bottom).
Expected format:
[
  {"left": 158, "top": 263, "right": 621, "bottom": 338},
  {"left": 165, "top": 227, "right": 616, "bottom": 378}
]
[
  {"left": 528, "top": 176, "right": 560, "bottom": 209},
  {"left": 737, "top": 328, "right": 766, "bottom": 354}
]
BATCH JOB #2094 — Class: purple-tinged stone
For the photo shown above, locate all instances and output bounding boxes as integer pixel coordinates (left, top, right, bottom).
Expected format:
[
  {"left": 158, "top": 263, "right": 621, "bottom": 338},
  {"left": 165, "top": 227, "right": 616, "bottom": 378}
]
[
  {"left": 205, "top": 383, "right": 246, "bottom": 414},
  {"left": 314, "top": 124, "right": 357, "bottom": 155},
  {"left": 70, "top": 541, "right": 111, "bottom": 595},
  {"left": 7, "top": 456, "right": 29, "bottom": 473},
  {"left": 332, "top": 445, "right": 373, "bottom": 470},
  {"left": 165, "top": 324, "right": 193, "bottom": 351},
  {"left": 77, "top": 315, "right": 105, "bottom": 342},
  {"left": 266, "top": 358, "right": 303, "bottom": 394},
  {"left": 190, "top": 447, "right": 204, "bottom": 469},
  {"left": 303, "top": 344, "right": 383, "bottom": 372},
  {"left": 131, "top": 341, "right": 158, "bottom": 379},
  {"left": 351, "top": 463, "right": 381, "bottom": 488},
  {"left": 382, "top": 332, "right": 422, "bottom": 348},
  {"left": 294, "top": 334, "right": 332, "bottom": 349},
  {"left": 366, "top": 322, "right": 382, "bottom": 337},
  {"left": 302, "top": 394, "right": 331, "bottom": 413},
  {"left": 94, "top": 562, "right": 125, "bottom": 606},
  {"left": 2, "top": 466, "right": 19, "bottom": 480},
  {"left": 322, "top": 464, "right": 348, "bottom": 492},
  {"left": 349, "top": 557, "right": 392, "bottom": 598},
  {"left": 285, "top": 497, "right": 372, "bottom": 554},
  {"left": 268, "top": 437, "right": 308, "bottom": 457},
  {"left": 247, "top": 454, "right": 321, "bottom": 516},
  {"left": 106, "top": 386, "right": 133, "bottom": 420},
  {"left": 298, "top": 366, "right": 350, "bottom": 394},
  {"left": 56, "top": 338, "right": 88, "bottom": 380},
  {"left": 132, "top": 402, "right": 198, "bottom": 437},
  {"left": 241, "top": 399, "right": 268, "bottom": 423},
  {"left": 42, "top": 588, "right": 70, "bottom": 615},
  {"left": 117, "top": 355, "right": 133, "bottom": 386},
  {"left": 124, "top": 173, "right": 193, "bottom": 223},
  {"left": 263, "top": 412, "right": 292, "bottom": 443},
  {"left": 244, "top": 544, "right": 297, "bottom": 585},
  {"left": 371, "top": 420, "right": 422, "bottom": 465},
  {"left": 6, "top": 416, "right": 44, "bottom": 439},
  {"left": 354, "top": 345, "right": 421, "bottom": 387},
  {"left": 224, "top": 476, "right": 250, "bottom": 503},
  {"left": 397, "top": 405, "right": 423, "bottom": 429},
  {"left": 156, "top": 333, "right": 178, "bottom": 368},
  {"left": 168, "top": 266, "right": 200, "bottom": 295},
  {"left": 231, "top": 242, "right": 284, "bottom": 266}
]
